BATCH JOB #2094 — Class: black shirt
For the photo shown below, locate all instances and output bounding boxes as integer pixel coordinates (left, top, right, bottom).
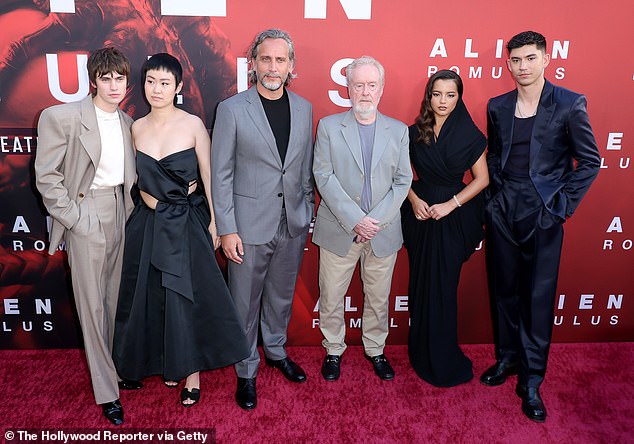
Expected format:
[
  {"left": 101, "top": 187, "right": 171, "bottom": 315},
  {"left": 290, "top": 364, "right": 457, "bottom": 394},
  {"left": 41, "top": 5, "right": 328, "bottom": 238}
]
[
  {"left": 504, "top": 115, "right": 535, "bottom": 179},
  {"left": 259, "top": 88, "right": 291, "bottom": 165}
]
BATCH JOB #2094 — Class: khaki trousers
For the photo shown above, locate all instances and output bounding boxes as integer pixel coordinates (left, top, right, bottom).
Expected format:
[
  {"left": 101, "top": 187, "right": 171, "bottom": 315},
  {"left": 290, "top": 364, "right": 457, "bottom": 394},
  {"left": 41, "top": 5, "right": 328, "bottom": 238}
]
[
  {"left": 318, "top": 242, "right": 397, "bottom": 356},
  {"left": 65, "top": 186, "right": 125, "bottom": 405}
]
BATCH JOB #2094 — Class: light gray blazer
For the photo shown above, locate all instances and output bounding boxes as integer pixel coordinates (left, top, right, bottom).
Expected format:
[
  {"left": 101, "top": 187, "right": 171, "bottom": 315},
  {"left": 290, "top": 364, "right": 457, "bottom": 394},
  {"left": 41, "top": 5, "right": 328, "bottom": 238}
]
[
  {"left": 312, "top": 110, "right": 412, "bottom": 257},
  {"left": 35, "top": 95, "right": 135, "bottom": 255},
  {"left": 211, "top": 86, "right": 314, "bottom": 245}
]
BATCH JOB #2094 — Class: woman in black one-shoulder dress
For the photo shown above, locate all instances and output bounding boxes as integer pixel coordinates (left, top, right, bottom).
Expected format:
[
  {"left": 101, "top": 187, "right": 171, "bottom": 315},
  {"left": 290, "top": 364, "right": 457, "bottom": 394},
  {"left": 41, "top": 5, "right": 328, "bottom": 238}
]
[
  {"left": 402, "top": 70, "right": 489, "bottom": 387},
  {"left": 113, "top": 53, "right": 248, "bottom": 407}
]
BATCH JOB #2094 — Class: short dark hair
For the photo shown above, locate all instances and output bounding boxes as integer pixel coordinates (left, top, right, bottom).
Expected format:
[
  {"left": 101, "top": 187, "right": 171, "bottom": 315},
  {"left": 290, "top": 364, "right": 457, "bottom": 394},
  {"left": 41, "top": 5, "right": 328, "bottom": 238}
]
[
  {"left": 142, "top": 53, "right": 183, "bottom": 86},
  {"left": 507, "top": 31, "right": 547, "bottom": 54},
  {"left": 87, "top": 47, "right": 130, "bottom": 97}
]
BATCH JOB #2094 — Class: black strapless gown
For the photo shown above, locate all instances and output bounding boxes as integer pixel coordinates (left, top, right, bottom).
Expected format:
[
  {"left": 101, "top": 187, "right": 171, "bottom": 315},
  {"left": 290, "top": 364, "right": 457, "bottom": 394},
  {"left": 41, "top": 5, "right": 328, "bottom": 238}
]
[{"left": 113, "top": 148, "right": 249, "bottom": 382}]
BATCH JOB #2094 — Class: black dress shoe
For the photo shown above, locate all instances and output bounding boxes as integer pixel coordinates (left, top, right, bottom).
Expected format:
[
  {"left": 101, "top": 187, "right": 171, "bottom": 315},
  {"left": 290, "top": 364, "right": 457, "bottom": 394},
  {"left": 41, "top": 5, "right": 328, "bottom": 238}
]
[
  {"left": 480, "top": 361, "right": 518, "bottom": 386},
  {"left": 235, "top": 377, "right": 257, "bottom": 410},
  {"left": 516, "top": 385, "right": 547, "bottom": 422},
  {"left": 365, "top": 354, "right": 395, "bottom": 381},
  {"left": 265, "top": 357, "right": 307, "bottom": 383},
  {"left": 118, "top": 379, "right": 143, "bottom": 390},
  {"left": 321, "top": 355, "right": 341, "bottom": 381},
  {"left": 101, "top": 400, "right": 124, "bottom": 425}
]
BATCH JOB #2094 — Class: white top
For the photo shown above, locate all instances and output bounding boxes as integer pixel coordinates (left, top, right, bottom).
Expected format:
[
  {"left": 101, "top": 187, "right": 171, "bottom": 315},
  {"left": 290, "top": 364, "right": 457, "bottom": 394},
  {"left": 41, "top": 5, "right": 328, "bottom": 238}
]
[{"left": 91, "top": 104, "right": 125, "bottom": 189}]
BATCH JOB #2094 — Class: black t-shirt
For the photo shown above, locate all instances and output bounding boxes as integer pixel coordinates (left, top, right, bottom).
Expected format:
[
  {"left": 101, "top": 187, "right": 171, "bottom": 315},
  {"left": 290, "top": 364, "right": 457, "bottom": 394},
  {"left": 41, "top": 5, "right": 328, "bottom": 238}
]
[
  {"left": 504, "top": 115, "right": 535, "bottom": 179},
  {"left": 259, "top": 88, "right": 290, "bottom": 165}
]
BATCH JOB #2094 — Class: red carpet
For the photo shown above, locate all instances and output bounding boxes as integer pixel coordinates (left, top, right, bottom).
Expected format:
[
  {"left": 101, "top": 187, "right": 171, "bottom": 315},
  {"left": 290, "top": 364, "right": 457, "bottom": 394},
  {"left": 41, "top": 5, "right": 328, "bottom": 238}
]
[{"left": 1, "top": 344, "right": 632, "bottom": 443}]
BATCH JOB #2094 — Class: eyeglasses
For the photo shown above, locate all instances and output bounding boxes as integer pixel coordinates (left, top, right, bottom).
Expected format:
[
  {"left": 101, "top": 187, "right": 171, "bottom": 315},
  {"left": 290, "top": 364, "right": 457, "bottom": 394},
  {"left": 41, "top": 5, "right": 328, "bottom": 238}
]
[{"left": 351, "top": 82, "right": 379, "bottom": 93}]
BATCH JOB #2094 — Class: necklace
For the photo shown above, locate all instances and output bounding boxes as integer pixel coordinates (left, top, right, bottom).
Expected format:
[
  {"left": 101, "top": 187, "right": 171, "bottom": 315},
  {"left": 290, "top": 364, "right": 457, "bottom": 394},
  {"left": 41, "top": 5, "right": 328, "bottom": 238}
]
[{"left": 516, "top": 100, "right": 536, "bottom": 118}]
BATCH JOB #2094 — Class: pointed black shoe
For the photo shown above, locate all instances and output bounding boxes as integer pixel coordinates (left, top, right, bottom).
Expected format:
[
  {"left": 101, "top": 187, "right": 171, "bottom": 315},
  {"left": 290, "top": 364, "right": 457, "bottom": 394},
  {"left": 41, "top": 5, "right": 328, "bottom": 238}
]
[
  {"left": 265, "top": 357, "right": 307, "bottom": 383},
  {"left": 235, "top": 377, "right": 257, "bottom": 410},
  {"left": 321, "top": 355, "right": 341, "bottom": 381},
  {"left": 480, "top": 361, "right": 518, "bottom": 386},
  {"left": 118, "top": 379, "right": 143, "bottom": 390},
  {"left": 365, "top": 354, "right": 395, "bottom": 381},
  {"left": 516, "top": 385, "right": 547, "bottom": 422},
  {"left": 101, "top": 400, "right": 124, "bottom": 425}
]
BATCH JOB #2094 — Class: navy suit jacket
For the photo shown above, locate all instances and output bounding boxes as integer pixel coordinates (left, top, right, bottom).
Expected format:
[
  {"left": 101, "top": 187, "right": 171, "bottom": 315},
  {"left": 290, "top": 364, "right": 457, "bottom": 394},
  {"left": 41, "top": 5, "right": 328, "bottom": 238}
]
[{"left": 486, "top": 80, "right": 600, "bottom": 221}]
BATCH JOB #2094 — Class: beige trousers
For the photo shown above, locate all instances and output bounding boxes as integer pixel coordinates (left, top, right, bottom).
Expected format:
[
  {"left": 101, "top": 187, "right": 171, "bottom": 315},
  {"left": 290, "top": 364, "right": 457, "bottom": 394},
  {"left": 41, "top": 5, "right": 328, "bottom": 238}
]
[
  {"left": 65, "top": 186, "right": 125, "bottom": 405},
  {"left": 318, "top": 242, "right": 397, "bottom": 357}
]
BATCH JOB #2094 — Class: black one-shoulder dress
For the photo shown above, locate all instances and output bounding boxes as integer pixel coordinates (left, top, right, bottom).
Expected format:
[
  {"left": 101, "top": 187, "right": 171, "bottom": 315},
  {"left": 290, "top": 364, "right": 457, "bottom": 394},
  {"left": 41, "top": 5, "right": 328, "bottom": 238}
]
[{"left": 113, "top": 148, "right": 249, "bottom": 382}]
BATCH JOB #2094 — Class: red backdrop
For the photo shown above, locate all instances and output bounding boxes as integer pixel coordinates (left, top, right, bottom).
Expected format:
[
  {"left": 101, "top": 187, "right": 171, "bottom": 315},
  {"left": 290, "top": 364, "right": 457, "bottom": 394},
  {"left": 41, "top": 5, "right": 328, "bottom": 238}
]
[{"left": 0, "top": 0, "right": 632, "bottom": 348}]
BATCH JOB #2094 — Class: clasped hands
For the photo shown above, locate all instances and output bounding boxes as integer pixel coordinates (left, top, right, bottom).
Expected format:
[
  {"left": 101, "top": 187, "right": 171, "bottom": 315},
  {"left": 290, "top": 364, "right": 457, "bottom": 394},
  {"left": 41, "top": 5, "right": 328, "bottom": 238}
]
[
  {"left": 353, "top": 216, "right": 381, "bottom": 243},
  {"left": 412, "top": 196, "right": 453, "bottom": 221}
]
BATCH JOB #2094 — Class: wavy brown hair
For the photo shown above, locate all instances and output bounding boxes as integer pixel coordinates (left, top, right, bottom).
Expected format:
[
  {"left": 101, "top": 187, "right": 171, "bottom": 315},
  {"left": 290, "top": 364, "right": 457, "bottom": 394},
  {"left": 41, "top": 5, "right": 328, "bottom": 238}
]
[{"left": 414, "top": 70, "right": 463, "bottom": 144}]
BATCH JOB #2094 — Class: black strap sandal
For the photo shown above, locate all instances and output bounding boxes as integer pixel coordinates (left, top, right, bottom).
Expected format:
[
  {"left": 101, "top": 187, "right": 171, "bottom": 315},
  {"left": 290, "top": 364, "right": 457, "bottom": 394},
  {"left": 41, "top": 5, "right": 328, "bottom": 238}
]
[{"left": 180, "top": 388, "right": 201, "bottom": 407}]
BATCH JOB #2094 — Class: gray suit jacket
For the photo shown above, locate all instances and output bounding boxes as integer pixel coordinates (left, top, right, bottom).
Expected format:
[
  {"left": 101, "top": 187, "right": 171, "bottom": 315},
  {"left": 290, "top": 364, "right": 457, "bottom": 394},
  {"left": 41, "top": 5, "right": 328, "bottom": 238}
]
[
  {"left": 35, "top": 95, "right": 135, "bottom": 254},
  {"left": 211, "top": 86, "right": 314, "bottom": 245},
  {"left": 312, "top": 110, "right": 412, "bottom": 257}
]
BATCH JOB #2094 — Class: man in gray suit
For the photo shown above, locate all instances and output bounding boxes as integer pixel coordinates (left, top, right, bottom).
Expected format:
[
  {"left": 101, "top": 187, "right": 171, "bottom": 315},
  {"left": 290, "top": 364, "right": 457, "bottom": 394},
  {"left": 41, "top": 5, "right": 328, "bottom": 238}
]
[
  {"left": 211, "top": 29, "right": 314, "bottom": 410},
  {"left": 35, "top": 47, "right": 138, "bottom": 425},
  {"left": 312, "top": 56, "right": 412, "bottom": 381}
]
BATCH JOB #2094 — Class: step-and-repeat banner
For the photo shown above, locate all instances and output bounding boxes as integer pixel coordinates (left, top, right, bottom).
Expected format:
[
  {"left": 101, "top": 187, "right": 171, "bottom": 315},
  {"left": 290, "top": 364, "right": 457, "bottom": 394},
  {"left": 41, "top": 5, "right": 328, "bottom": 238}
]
[{"left": 1, "top": 0, "right": 632, "bottom": 348}]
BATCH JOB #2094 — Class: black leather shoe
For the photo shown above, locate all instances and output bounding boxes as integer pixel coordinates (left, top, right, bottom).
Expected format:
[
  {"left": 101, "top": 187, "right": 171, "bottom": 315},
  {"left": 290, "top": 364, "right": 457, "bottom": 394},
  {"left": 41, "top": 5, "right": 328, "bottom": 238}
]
[
  {"left": 480, "top": 361, "right": 518, "bottom": 386},
  {"left": 321, "top": 355, "right": 341, "bottom": 381},
  {"left": 365, "top": 354, "right": 395, "bottom": 381},
  {"left": 118, "top": 379, "right": 143, "bottom": 390},
  {"left": 265, "top": 357, "right": 307, "bottom": 383},
  {"left": 516, "top": 385, "right": 547, "bottom": 422},
  {"left": 101, "top": 400, "right": 124, "bottom": 425},
  {"left": 235, "top": 377, "right": 257, "bottom": 410}
]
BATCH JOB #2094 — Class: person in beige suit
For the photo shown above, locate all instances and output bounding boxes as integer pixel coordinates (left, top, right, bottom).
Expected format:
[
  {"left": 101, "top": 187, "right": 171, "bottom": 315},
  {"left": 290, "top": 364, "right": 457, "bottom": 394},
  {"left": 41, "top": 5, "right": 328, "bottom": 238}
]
[
  {"left": 35, "top": 47, "right": 138, "bottom": 425},
  {"left": 312, "top": 56, "right": 412, "bottom": 382}
]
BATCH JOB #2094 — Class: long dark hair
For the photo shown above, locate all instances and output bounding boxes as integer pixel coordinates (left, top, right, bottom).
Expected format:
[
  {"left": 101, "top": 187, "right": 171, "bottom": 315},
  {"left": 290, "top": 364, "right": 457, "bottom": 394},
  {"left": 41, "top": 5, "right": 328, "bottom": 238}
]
[{"left": 414, "top": 70, "right": 463, "bottom": 144}]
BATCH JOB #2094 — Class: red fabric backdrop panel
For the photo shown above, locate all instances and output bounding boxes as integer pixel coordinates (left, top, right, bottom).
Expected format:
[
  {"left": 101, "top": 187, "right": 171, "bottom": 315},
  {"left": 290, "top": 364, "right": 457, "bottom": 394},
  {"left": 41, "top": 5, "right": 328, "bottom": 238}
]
[{"left": 0, "top": 0, "right": 632, "bottom": 348}]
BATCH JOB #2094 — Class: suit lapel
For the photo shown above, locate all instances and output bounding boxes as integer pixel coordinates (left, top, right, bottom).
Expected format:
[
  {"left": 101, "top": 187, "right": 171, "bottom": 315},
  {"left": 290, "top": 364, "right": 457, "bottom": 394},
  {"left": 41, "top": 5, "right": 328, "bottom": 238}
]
[
  {"left": 529, "top": 80, "right": 556, "bottom": 165},
  {"left": 284, "top": 90, "right": 300, "bottom": 167},
  {"left": 118, "top": 109, "right": 135, "bottom": 198},
  {"left": 371, "top": 112, "right": 389, "bottom": 172},
  {"left": 78, "top": 96, "right": 101, "bottom": 168},
  {"left": 499, "top": 91, "right": 517, "bottom": 170},
  {"left": 340, "top": 110, "right": 364, "bottom": 172},
  {"left": 245, "top": 86, "right": 282, "bottom": 167}
]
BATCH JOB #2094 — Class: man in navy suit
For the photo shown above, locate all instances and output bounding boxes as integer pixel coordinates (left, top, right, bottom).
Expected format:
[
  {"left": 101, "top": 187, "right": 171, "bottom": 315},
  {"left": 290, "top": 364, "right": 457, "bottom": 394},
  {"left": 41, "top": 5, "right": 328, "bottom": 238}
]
[{"left": 481, "top": 31, "right": 600, "bottom": 422}]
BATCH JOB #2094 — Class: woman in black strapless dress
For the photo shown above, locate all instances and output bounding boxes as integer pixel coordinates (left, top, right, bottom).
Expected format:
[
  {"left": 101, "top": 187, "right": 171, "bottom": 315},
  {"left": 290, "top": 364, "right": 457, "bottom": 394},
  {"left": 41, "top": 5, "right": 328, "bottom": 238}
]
[
  {"left": 113, "top": 53, "right": 248, "bottom": 407},
  {"left": 402, "top": 70, "right": 489, "bottom": 387}
]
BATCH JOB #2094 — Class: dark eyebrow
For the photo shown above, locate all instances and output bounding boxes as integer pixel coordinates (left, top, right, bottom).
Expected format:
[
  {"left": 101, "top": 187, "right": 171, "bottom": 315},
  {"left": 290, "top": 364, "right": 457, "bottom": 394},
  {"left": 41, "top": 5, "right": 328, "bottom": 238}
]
[{"left": 146, "top": 75, "right": 172, "bottom": 81}]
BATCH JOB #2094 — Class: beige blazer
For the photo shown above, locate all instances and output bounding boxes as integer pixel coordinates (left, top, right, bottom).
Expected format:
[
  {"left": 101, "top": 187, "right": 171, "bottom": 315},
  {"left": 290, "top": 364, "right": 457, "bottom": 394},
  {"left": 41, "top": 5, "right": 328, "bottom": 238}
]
[{"left": 35, "top": 95, "right": 135, "bottom": 254}]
